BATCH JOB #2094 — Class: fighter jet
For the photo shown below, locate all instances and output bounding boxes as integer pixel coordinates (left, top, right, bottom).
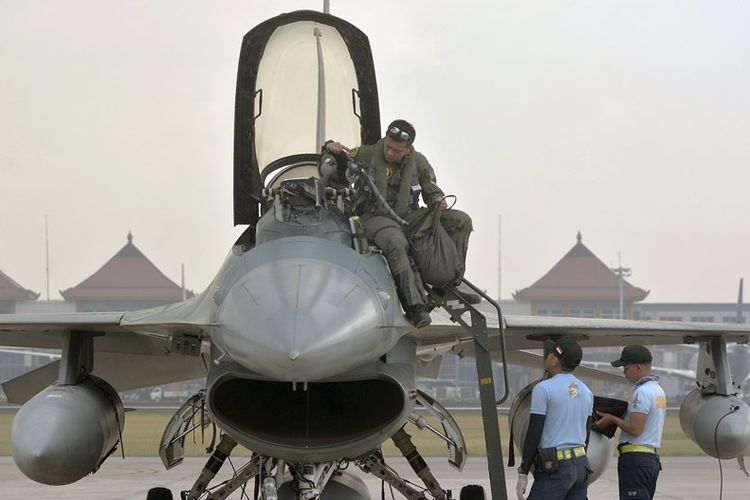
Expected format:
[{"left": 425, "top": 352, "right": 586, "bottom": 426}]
[{"left": 2, "top": 10, "right": 750, "bottom": 500}]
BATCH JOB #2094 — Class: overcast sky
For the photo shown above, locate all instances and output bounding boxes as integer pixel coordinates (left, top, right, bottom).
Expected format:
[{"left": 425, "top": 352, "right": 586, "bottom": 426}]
[{"left": 1, "top": 0, "right": 748, "bottom": 303}]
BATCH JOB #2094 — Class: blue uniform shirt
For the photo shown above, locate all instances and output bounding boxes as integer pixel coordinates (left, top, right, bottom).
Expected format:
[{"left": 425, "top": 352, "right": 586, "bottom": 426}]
[
  {"left": 530, "top": 372, "right": 594, "bottom": 449},
  {"left": 619, "top": 376, "right": 667, "bottom": 448}
]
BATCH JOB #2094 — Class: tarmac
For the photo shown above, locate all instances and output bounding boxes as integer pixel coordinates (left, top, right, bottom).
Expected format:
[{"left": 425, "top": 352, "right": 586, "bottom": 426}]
[{"left": 1, "top": 455, "right": 748, "bottom": 499}]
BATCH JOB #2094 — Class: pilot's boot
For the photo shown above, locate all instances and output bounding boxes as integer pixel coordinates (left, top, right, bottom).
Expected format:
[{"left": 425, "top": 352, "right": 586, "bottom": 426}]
[
  {"left": 394, "top": 271, "right": 431, "bottom": 328},
  {"left": 405, "top": 304, "right": 431, "bottom": 328}
]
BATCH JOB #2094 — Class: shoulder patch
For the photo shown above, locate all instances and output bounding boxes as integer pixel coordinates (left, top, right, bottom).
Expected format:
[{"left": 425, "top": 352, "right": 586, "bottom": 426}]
[
  {"left": 568, "top": 382, "right": 579, "bottom": 399},
  {"left": 428, "top": 166, "right": 436, "bottom": 181}
]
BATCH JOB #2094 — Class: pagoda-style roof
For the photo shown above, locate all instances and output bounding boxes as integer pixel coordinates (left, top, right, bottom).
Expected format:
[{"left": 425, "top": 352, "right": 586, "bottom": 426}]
[
  {"left": 0, "top": 269, "right": 39, "bottom": 301},
  {"left": 60, "top": 232, "right": 190, "bottom": 302},
  {"left": 513, "top": 232, "right": 649, "bottom": 302}
]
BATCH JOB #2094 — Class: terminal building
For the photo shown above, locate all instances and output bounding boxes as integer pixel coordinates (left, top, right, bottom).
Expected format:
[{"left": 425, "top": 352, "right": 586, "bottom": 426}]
[
  {"left": 513, "top": 231, "right": 649, "bottom": 319},
  {"left": 58, "top": 231, "right": 191, "bottom": 312},
  {"left": 0, "top": 269, "right": 38, "bottom": 314}
]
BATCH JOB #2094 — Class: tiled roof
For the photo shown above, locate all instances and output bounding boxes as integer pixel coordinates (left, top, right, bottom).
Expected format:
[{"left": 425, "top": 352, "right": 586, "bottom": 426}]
[
  {"left": 60, "top": 232, "right": 189, "bottom": 301},
  {"left": 0, "top": 269, "right": 39, "bottom": 301},
  {"left": 513, "top": 232, "right": 649, "bottom": 302}
]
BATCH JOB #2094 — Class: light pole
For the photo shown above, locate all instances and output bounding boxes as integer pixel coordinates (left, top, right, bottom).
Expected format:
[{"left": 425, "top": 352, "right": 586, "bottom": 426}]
[
  {"left": 611, "top": 252, "right": 631, "bottom": 319},
  {"left": 497, "top": 213, "right": 501, "bottom": 302}
]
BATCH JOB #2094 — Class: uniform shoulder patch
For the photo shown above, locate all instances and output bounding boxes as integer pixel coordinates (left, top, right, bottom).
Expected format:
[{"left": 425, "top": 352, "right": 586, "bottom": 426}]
[
  {"left": 568, "top": 382, "right": 579, "bottom": 399},
  {"left": 428, "top": 166, "right": 437, "bottom": 181},
  {"left": 655, "top": 395, "right": 667, "bottom": 410}
]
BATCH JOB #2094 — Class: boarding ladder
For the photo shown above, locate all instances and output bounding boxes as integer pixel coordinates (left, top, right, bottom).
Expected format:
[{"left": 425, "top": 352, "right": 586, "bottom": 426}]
[{"left": 426, "top": 280, "right": 510, "bottom": 500}]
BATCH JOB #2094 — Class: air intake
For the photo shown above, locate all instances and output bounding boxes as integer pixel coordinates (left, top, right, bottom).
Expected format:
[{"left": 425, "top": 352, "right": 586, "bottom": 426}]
[{"left": 209, "top": 376, "right": 408, "bottom": 460}]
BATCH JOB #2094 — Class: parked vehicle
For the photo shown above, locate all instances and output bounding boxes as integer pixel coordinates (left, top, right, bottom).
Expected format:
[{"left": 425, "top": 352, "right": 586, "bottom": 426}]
[{"left": 149, "top": 386, "right": 192, "bottom": 403}]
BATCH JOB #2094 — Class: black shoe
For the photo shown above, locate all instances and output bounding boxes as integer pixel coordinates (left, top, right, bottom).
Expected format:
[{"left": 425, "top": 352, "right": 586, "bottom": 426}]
[{"left": 406, "top": 304, "right": 432, "bottom": 328}]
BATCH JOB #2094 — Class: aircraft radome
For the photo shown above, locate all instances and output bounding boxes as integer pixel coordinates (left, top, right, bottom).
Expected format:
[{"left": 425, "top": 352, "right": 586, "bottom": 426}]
[{"left": 2, "top": 9, "right": 750, "bottom": 500}]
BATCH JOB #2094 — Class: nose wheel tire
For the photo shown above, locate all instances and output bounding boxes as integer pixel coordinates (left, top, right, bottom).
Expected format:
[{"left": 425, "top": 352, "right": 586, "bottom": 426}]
[
  {"left": 146, "top": 487, "right": 174, "bottom": 500},
  {"left": 459, "top": 484, "right": 485, "bottom": 500}
]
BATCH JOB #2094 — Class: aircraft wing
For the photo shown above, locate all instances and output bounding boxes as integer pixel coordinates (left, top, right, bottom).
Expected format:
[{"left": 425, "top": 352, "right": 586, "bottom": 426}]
[
  {"left": 412, "top": 310, "right": 750, "bottom": 355},
  {"left": 581, "top": 359, "right": 696, "bottom": 381},
  {"left": 509, "top": 349, "right": 628, "bottom": 385},
  {"left": 0, "top": 291, "right": 214, "bottom": 347},
  {"left": 0, "top": 293, "right": 215, "bottom": 403},
  {"left": 0, "top": 311, "right": 126, "bottom": 348}
]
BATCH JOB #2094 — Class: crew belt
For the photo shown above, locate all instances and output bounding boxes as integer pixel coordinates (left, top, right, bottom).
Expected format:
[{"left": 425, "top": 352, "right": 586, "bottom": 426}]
[
  {"left": 556, "top": 447, "right": 586, "bottom": 460},
  {"left": 618, "top": 443, "right": 657, "bottom": 455}
]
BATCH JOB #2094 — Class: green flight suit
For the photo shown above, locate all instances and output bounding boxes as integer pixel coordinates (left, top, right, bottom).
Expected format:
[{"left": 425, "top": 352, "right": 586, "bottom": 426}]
[{"left": 351, "top": 139, "right": 473, "bottom": 307}]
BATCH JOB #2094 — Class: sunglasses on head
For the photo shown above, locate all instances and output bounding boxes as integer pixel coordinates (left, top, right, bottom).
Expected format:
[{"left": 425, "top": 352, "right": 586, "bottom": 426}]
[{"left": 386, "top": 126, "right": 411, "bottom": 142}]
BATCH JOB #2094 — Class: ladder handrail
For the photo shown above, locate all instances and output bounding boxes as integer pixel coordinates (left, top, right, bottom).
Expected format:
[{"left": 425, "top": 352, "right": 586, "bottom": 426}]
[{"left": 454, "top": 278, "right": 510, "bottom": 405}]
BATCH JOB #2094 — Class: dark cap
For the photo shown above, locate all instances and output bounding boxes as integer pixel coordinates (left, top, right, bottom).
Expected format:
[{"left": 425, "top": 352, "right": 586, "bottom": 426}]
[
  {"left": 611, "top": 345, "right": 652, "bottom": 367},
  {"left": 543, "top": 337, "right": 583, "bottom": 369}
]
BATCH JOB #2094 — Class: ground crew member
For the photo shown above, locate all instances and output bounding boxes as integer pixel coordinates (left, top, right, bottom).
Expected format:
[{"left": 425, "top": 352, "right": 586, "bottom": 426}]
[
  {"left": 594, "top": 345, "right": 666, "bottom": 500},
  {"left": 325, "top": 119, "right": 477, "bottom": 328},
  {"left": 516, "top": 337, "right": 594, "bottom": 500}
]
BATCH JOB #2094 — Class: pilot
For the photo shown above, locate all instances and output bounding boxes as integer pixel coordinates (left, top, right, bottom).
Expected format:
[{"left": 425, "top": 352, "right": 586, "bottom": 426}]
[
  {"left": 593, "top": 345, "right": 666, "bottom": 500},
  {"left": 516, "top": 337, "right": 594, "bottom": 500},
  {"left": 324, "top": 119, "right": 478, "bottom": 328}
]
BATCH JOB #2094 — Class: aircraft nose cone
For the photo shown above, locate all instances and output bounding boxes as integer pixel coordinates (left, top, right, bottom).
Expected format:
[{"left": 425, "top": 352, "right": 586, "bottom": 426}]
[{"left": 218, "top": 256, "right": 386, "bottom": 381}]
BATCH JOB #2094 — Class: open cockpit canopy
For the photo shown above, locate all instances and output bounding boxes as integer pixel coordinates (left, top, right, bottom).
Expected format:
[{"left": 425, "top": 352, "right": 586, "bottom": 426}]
[{"left": 234, "top": 10, "right": 380, "bottom": 226}]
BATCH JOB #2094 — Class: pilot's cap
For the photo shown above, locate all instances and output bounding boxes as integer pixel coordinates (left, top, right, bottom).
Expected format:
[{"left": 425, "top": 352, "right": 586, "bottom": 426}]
[
  {"left": 611, "top": 345, "right": 652, "bottom": 367},
  {"left": 543, "top": 337, "right": 583, "bottom": 369}
]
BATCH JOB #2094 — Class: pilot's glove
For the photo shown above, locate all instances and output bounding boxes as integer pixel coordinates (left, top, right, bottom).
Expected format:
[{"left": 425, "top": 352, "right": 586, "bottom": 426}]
[{"left": 516, "top": 468, "right": 528, "bottom": 500}]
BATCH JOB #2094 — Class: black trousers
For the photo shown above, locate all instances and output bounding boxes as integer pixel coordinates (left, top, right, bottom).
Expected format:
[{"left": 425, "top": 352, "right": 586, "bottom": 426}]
[
  {"left": 528, "top": 456, "right": 591, "bottom": 500},
  {"left": 617, "top": 452, "right": 661, "bottom": 499}
]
